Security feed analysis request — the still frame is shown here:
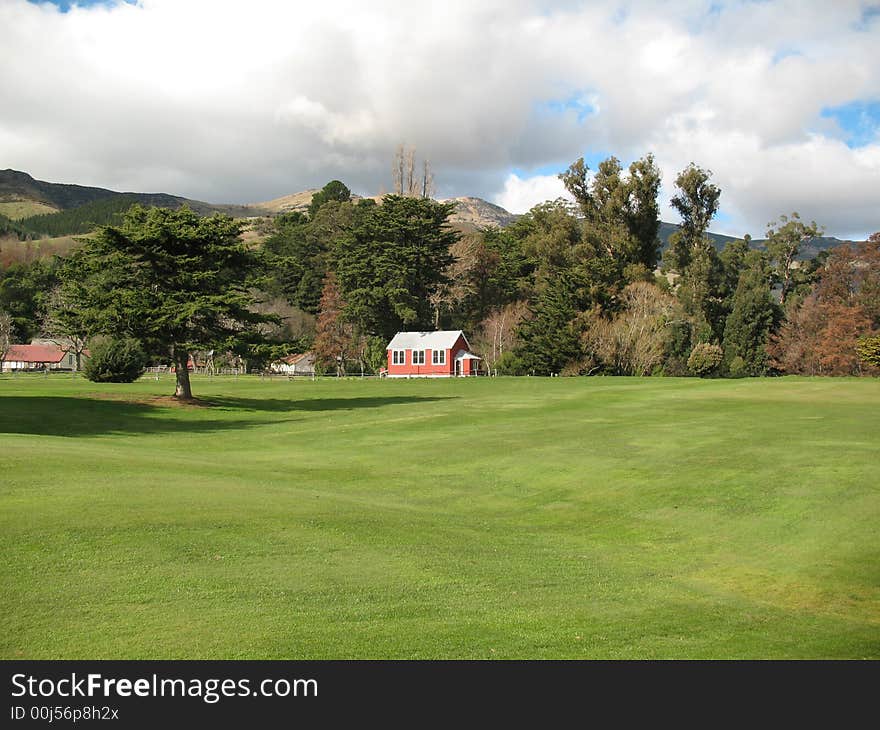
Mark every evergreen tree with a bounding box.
[515,273,583,375]
[264,201,362,313]
[676,245,725,342]
[765,212,822,303]
[722,254,780,375]
[0,259,58,341]
[665,163,720,274]
[308,180,351,218]
[334,195,458,341]
[57,205,274,399]
[263,211,325,312]
[560,153,662,276]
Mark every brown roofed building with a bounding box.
[1,342,81,372]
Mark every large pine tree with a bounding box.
[334,195,458,341]
[56,205,273,399]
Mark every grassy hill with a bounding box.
[0,170,257,236]
[1,375,877,659]
[0,200,59,220]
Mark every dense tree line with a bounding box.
[2,161,878,381]
[0,212,36,240]
[0,257,59,342]
[17,195,155,237]
[284,164,876,378]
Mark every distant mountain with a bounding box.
[657,221,738,251]
[248,190,518,231]
[442,196,519,230]
[0,169,256,222]
[656,221,861,260]
[1,170,861,256]
[251,189,318,215]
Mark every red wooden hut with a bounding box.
[385,331,481,377]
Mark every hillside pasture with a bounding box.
[0,200,60,220]
[0,375,878,658]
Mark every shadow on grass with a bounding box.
[204,395,456,413]
[0,395,456,437]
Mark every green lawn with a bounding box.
[1,374,878,659]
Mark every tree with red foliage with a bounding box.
[313,272,360,376]
[769,233,879,375]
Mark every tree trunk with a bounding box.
[174,348,193,400]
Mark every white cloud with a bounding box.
[0,0,877,237]
[494,172,573,214]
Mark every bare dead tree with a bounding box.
[421,159,435,199]
[42,286,91,371]
[405,146,417,196]
[472,301,529,374]
[392,143,407,195]
[0,310,12,367]
[392,144,435,198]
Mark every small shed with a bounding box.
[386,331,481,377]
[270,352,316,376]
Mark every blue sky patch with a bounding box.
[854,4,880,30]
[821,100,880,148]
[27,0,135,11]
[512,151,613,179]
[535,92,598,124]
[771,47,802,65]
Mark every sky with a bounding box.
[2,0,879,239]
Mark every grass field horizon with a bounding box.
[1,374,878,659]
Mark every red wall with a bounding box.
[386,334,469,376]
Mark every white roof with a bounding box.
[387,330,469,350]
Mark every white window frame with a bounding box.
[412,350,425,365]
[432,349,446,365]
[392,350,405,365]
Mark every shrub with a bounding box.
[83,337,148,383]
[727,355,747,378]
[687,342,723,377]
[494,350,528,376]
[857,335,880,369]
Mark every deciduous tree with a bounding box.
[0,309,12,363]
[857,335,880,369]
[41,284,94,371]
[313,272,360,376]
[472,300,529,375]
[584,282,681,375]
